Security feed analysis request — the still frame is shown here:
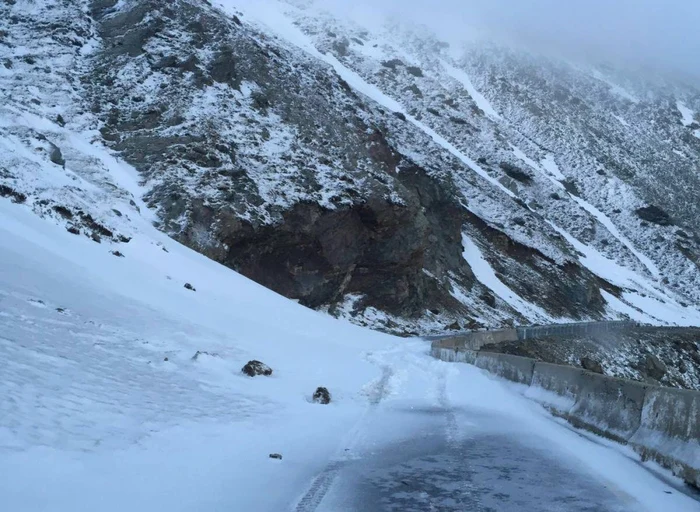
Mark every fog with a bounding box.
[323,0,700,79]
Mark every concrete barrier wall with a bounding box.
[430,346,477,364]
[431,338,700,489]
[530,362,648,443]
[438,329,518,351]
[474,353,535,386]
[630,387,700,488]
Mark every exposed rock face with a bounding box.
[644,354,668,381]
[499,163,532,184]
[204,165,475,317]
[635,205,673,226]
[4,0,699,335]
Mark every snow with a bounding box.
[519,148,660,279]
[547,219,700,326]
[541,153,566,180]
[461,233,554,323]
[1,195,698,511]
[568,193,660,278]
[613,114,631,127]
[0,197,395,510]
[601,290,658,324]
[589,68,640,103]
[0,2,698,507]
[441,61,502,120]
[677,101,696,127]
[229,0,518,201]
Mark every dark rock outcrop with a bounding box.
[644,354,668,380]
[635,205,673,226]
[499,162,533,184]
[580,356,604,374]
[242,360,272,377]
[312,387,331,404]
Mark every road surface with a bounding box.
[293,347,700,512]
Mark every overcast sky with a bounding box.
[325,0,700,79]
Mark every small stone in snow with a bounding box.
[313,386,331,404]
[269,453,282,460]
[242,360,272,377]
[184,283,196,291]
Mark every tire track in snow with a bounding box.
[435,365,481,511]
[293,461,346,512]
[437,370,459,446]
[292,365,394,512]
[366,364,393,405]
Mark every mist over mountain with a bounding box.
[318,0,700,81]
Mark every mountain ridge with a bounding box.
[1,0,699,334]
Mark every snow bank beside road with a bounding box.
[0,200,396,511]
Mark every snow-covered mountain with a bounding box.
[4,2,700,509]
[2,0,700,335]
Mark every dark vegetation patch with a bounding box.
[499,162,533,184]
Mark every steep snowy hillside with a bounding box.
[1,0,699,335]
[3,3,700,509]
[1,152,698,511]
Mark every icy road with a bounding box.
[1,200,698,512]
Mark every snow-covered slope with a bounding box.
[241,0,700,325]
[0,124,396,508]
[2,176,698,511]
[1,3,700,505]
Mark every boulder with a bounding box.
[580,356,604,374]
[312,386,331,404]
[242,360,272,377]
[644,354,667,380]
[406,66,423,77]
[49,143,65,167]
[635,205,672,226]
[499,162,533,184]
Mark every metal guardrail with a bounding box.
[515,321,637,341]
[432,321,640,353]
